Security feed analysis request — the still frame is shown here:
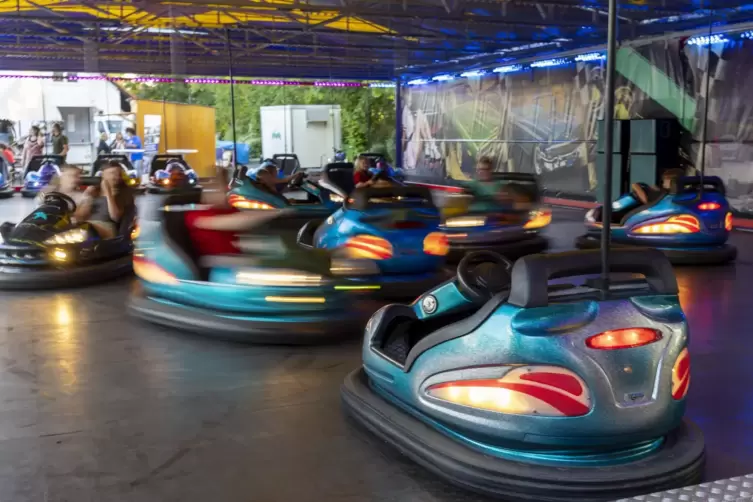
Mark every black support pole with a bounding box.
[227,29,239,170]
[600,0,619,292]
[395,82,403,168]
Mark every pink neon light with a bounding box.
[0,74,368,87]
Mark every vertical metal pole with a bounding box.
[697,17,713,195]
[395,82,403,168]
[600,0,619,290]
[227,29,238,169]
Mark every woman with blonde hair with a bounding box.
[353,156,374,189]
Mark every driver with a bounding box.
[463,156,506,201]
[631,168,684,205]
[353,156,375,189]
[184,168,291,256]
[255,161,303,197]
[76,161,135,239]
[37,165,84,206]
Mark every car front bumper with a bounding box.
[575,234,737,265]
[341,367,705,502]
[0,254,133,290]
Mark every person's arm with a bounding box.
[102,181,124,222]
[61,136,69,156]
[36,136,44,148]
[631,183,649,205]
[193,209,290,231]
[74,189,97,221]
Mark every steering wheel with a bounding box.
[43,192,77,214]
[456,251,513,303]
[287,171,307,188]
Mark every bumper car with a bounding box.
[227,161,348,218]
[297,184,449,299]
[342,248,704,501]
[82,154,145,194]
[146,154,201,194]
[0,156,13,198]
[575,176,737,265]
[0,192,136,289]
[440,173,550,262]
[20,155,64,198]
[128,193,375,344]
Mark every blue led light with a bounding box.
[369,82,396,88]
[531,58,570,68]
[432,74,455,81]
[686,34,728,45]
[740,31,753,39]
[460,70,486,78]
[407,78,429,86]
[574,52,606,62]
[492,65,522,74]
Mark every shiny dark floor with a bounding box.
[0,197,752,501]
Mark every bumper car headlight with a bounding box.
[330,194,344,203]
[426,366,591,417]
[330,258,380,276]
[228,194,275,210]
[443,216,486,228]
[524,209,552,229]
[44,228,88,245]
[235,268,326,287]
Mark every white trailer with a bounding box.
[260,105,342,169]
[0,73,132,168]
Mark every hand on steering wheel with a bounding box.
[456,251,513,303]
[288,171,307,188]
[44,192,77,214]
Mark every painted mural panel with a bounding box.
[401,36,753,213]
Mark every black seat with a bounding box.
[321,162,355,195]
[162,210,203,280]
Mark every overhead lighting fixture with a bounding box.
[369,82,396,88]
[686,34,728,46]
[740,31,753,39]
[432,74,455,82]
[492,65,522,74]
[407,78,429,86]
[531,58,570,68]
[574,53,606,62]
[460,70,486,78]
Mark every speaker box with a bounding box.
[629,154,660,186]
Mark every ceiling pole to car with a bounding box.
[600,0,619,295]
[227,28,239,174]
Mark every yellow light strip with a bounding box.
[265,296,326,303]
[334,285,381,290]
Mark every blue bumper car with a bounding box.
[146,154,201,194]
[83,154,145,194]
[297,184,449,299]
[440,173,550,262]
[0,192,136,289]
[341,248,703,500]
[128,193,375,344]
[227,161,348,218]
[0,156,12,198]
[20,155,64,198]
[576,176,736,265]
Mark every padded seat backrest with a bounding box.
[162,210,201,280]
[322,162,355,194]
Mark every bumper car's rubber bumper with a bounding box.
[342,368,704,502]
[129,288,367,345]
[20,189,40,198]
[0,254,133,290]
[447,234,548,262]
[574,234,737,265]
[0,187,13,198]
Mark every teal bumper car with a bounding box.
[342,248,703,500]
[128,193,375,344]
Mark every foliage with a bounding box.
[123,81,396,161]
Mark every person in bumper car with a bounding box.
[185,168,291,256]
[76,161,135,239]
[353,156,375,189]
[631,168,685,205]
[36,164,85,206]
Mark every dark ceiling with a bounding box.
[0,0,750,80]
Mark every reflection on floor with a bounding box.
[0,197,751,501]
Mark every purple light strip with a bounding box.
[0,74,372,87]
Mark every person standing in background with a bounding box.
[111,131,126,152]
[21,126,44,169]
[51,123,69,163]
[97,133,111,155]
[124,127,144,177]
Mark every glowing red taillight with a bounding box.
[725,212,733,231]
[423,232,449,256]
[133,255,178,285]
[586,328,661,350]
[697,202,721,211]
[344,235,393,260]
[671,348,690,400]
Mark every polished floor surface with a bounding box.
[0,197,751,501]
